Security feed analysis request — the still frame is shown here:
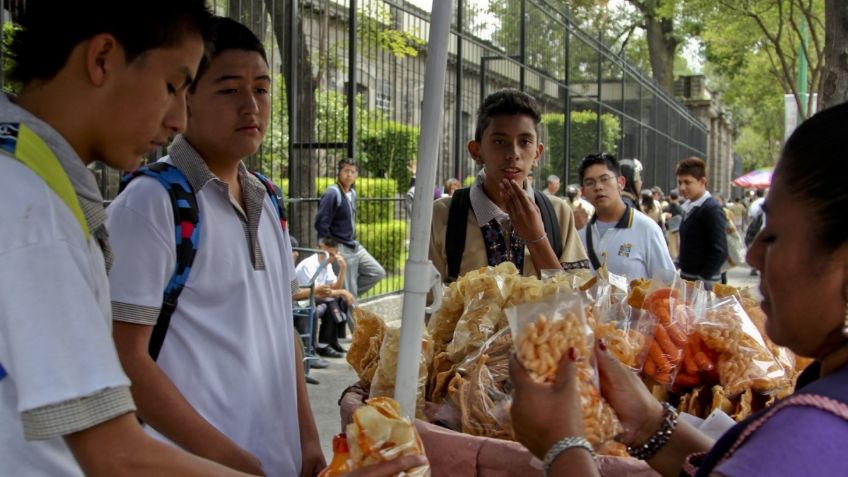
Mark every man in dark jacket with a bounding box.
[676,157,728,288]
[314,158,385,297]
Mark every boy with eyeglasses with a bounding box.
[577,153,674,280]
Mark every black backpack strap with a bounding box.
[533,191,563,259]
[445,187,472,283]
[251,171,288,231]
[119,162,200,361]
[584,220,603,270]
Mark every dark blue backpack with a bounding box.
[119,162,287,360]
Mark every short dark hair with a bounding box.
[755,189,765,198]
[337,158,358,173]
[474,89,541,142]
[578,153,620,182]
[191,16,268,92]
[8,0,213,85]
[676,157,707,180]
[320,237,339,249]
[779,102,848,252]
[670,190,679,200]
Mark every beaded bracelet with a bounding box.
[523,232,547,244]
[626,401,679,461]
[543,436,594,476]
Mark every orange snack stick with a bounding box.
[665,323,688,347]
[654,324,681,359]
[644,356,657,376]
[674,372,701,388]
[683,343,699,375]
[649,342,673,374]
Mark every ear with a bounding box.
[467,140,482,165]
[618,176,626,189]
[534,143,545,165]
[84,34,121,88]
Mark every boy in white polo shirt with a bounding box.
[0,1,260,475]
[577,153,675,280]
[106,18,323,476]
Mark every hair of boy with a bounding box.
[755,189,765,198]
[670,190,679,200]
[578,152,620,182]
[676,157,707,180]
[8,0,213,85]
[473,88,542,143]
[189,16,268,93]
[337,158,358,174]
[320,236,339,249]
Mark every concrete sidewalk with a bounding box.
[304,266,764,459]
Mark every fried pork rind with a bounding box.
[370,323,432,419]
[435,327,515,439]
[346,397,430,476]
[710,385,734,415]
[445,295,504,363]
[506,295,621,448]
[695,296,787,397]
[347,308,388,388]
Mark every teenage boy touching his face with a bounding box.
[429,89,589,282]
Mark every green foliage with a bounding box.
[463,175,476,187]
[360,120,419,194]
[2,22,21,94]
[356,220,408,272]
[316,177,397,223]
[541,110,621,185]
[256,73,288,177]
[357,0,425,59]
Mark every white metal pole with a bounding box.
[394,0,452,418]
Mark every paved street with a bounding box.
[305,266,764,458]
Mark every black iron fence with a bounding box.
[1,0,707,297]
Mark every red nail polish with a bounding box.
[568,347,576,361]
[598,340,607,351]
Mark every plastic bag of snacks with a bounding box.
[436,327,514,439]
[505,293,621,448]
[370,323,433,419]
[330,397,430,477]
[446,291,505,363]
[639,279,694,385]
[586,278,655,371]
[693,296,788,397]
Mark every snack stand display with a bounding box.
[340,263,808,476]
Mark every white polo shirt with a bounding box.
[0,98,134,476]
[578,206,675,280]
[107,136,301,475]
[295,252,335,287]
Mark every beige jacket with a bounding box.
[429,194,589,282]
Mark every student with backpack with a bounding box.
[429,89,589,282]
[315,158,386,298]
[106,18,323,476]
[0,1,259,475]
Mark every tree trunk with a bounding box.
[644,12,678,92]
[264,0,320,244]
[821,0,848,109]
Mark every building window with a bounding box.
[375,81,392,111]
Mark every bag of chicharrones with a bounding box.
[370,322,432,419]
[590,280,656,373]
[505,292,621,448]
[693,295,788,397]
[435,327,515,440]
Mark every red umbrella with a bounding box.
[732,167,773,189]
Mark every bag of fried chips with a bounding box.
[505,292,621,448]
[345,397,430,476]
[370,322,433,419]
[694,296,787,397]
